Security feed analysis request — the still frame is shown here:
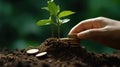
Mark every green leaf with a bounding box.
[58,11,75,18]
[48,1,60,16]
[41,7,49,11]
[51,0,54,2]
[57,5,60,13]
[36,19,51,26]
[48,0,54,2]
[60,19,70,24]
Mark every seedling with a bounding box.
[36,0,75,38]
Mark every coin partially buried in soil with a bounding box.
[36,52,47,57]
[26,49,39,54]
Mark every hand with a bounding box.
[68,17,120,49]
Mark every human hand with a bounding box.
[68,17,120,49]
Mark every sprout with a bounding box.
[36,0,75,38]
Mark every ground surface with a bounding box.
[0,38,120,67]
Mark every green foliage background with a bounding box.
[0,0,120,53]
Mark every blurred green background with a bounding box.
[0,0,120,53]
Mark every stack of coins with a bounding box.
[60,33,80,47]
[60,38,79,44]
[60,38,80,47]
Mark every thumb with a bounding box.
[77,28,106,39]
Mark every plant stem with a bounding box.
[51,24,54,37]
[50,15,54,37]
[57,23,60,38]
[56,16,60,38]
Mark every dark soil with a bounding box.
[0,38,120,67]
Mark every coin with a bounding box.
[60,38,79,45]
[26,49,39,54]
[36,52,47,57]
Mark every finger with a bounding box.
[68,18,104,35]
[69,19,93,34]
[77,28,107,39]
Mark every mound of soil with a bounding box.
[0,38,120,67]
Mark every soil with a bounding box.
[0,38,120,67]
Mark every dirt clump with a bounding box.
[0,38,120,67]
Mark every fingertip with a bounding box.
[68,28,77,35]
[77,32,87,39]
[77,30,92,39]
[68,33,77,38]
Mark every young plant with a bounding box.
[36,0,75,38]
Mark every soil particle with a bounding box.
[0,38,120,67]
